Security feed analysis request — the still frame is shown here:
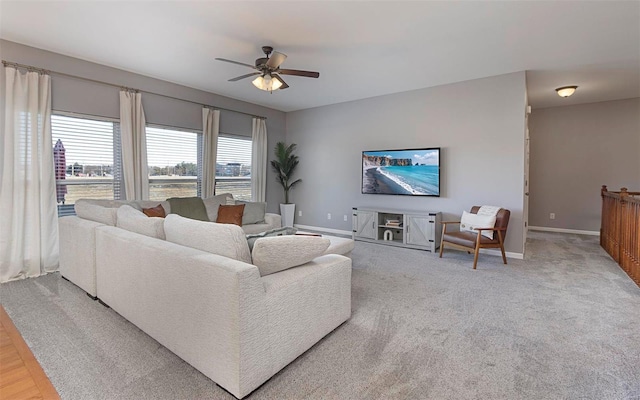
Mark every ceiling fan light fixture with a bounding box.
[556,86,578,98]
[252,74,282,91]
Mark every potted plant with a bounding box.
[271,142,302,227]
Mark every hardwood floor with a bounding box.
[0,306,59,400]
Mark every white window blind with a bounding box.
[146,126,200,201]
[51,114,122,217]
[216,135,252,201]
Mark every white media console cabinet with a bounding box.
[352,207,442,252]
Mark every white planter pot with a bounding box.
[280,203,296,227]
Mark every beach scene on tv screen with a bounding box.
[362,149,439,196]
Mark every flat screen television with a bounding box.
[362,147,440,196]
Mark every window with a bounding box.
[216,135,252,201]
[51,114,122,216]
[146,126,201,201]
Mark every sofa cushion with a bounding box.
[235,200,267,225]
[163,214,251,264]
[217,204,245,226]
[142,204,166,218]
[202,193,233,222]
[167,197,208,221]
[74,201,117,226]
[116,205,166,239]
[246,227,298,250]
[251,236,330,276]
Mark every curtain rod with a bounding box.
[2,60,267,120]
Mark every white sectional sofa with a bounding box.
[59,194,281,298]
[58,197,352,399]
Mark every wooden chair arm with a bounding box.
[473,227,507,231]
[440,221,461,225]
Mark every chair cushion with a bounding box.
[460,211,496,239]
[443,231,499,248]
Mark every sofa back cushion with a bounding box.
[167,197,209,221]
[164,214,251,264]
[116,205,166,239]
[75,201,117,226]
[235,200,267,225]
[202,193,233,222]
[251,236,330,276]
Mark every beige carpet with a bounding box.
[0,231,639,399]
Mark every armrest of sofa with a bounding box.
[264,213,282,229]
[94,226,270,398]
[59,215,104,297]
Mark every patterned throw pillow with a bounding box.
[216,204,245,226]
[142,204,166,218]
[460,211,496,240]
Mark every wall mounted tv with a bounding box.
[362,148,440,196]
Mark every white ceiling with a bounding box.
[1,1,638,112]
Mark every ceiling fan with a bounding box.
[215,46,320,92]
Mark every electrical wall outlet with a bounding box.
[298,210,302,217]
[327,213,332,220]
[550,213,556,220]
[343,215,348,222]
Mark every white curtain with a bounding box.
[251,117,268,202]
[120,90,149,200]
[202,108,220,198]
[0,67,59,282]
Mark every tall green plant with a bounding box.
[270,142,301,204]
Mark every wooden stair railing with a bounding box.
[601,185,640,287]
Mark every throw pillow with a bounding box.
[236,201,267,225]
[226,197,236,205]
[163,214,252,264]
[217,204,245,226]
[460,211,497,240]
[251,236,331,276]
[167,197,209,221]
[116,205,165,239]
[202,193,233,222]
[246,226,298,250]
[142,204,166,218]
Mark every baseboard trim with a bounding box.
[293,224,353,237]
[529,226,600,236]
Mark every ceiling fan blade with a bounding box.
[273,74,289,90]
[215,58,256,69]
[228,72,261,82]
[266,51,287,69]
[278,69,320,78]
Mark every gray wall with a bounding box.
[529,98,640,231]
[286,72,528,254]
[0,40,287,212]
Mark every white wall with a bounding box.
[0,40,287,212]
[529,98,640,231]
[286,72,528,254]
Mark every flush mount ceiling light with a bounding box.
[252,73,282,92]
[556,86,578,98]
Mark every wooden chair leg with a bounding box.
[473,233,481,269]
[439,227,446,258]
[498,230,507,264]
